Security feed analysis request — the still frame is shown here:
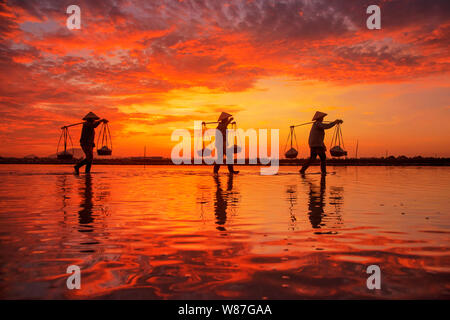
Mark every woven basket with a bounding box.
[285,148,298,159]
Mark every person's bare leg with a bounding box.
[214,164,220,174]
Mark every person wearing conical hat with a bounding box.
[299,111,343,175]
[214,112,239,174]
[74,112,108,174]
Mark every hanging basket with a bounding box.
[197,122,215,157]
[330,146,347,157]
[229,122,242,155]
[285,147,298,159]
[198,121,243,157]
[330,123,347,157]
[97,146,112,156]
[198,147,214,157]
[284,126,299,159]
[57,151,74,160]
[97,122,112,156]
[226,144,242,154]
[56,127,74,160]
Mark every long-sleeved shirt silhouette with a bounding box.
[80,121,101,146]
[308,122,337,148]
[215,119,232,153]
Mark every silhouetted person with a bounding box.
[299,111,343,175]
[306,174,326,228]
[74,112,108,174]
[213,112,239,174]
[78,174,94,232]
[214,174,234,231]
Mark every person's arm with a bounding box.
[93,119,108,128]
[318,119,343,129]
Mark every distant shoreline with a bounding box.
[1,157,449,166]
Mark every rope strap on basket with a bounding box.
[231,122,242,149]
[202,122,207,151]
[97,122,112,152]
[330,123,345,149]
[57,127,74,155]
[284,126,299,153]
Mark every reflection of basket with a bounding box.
[57,151,73,160]
[285,147,298,159]
[330,146,347,157]
[97,146,112,156]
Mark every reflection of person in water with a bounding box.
[286,185,298,230]
[306,175,326,228]
[213,174,234,231]
[78,174,94,233]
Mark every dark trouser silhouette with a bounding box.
[213,145,238,174]
[214,164,235,174]
[75,143,94,173]
[300,146,327,174]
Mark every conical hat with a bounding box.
[312,111,327,121]
[218,112,232,121]
[83,112,100,120]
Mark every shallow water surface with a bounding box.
[0,165,449,299]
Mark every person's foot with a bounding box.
[321,171,327,175]
[74,165,79,175]
[231,170,239,174]
[299,168,306,174]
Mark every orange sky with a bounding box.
[0,0,449,158]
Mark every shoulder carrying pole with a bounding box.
[291,121,331,128]
[61,122,84,129]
